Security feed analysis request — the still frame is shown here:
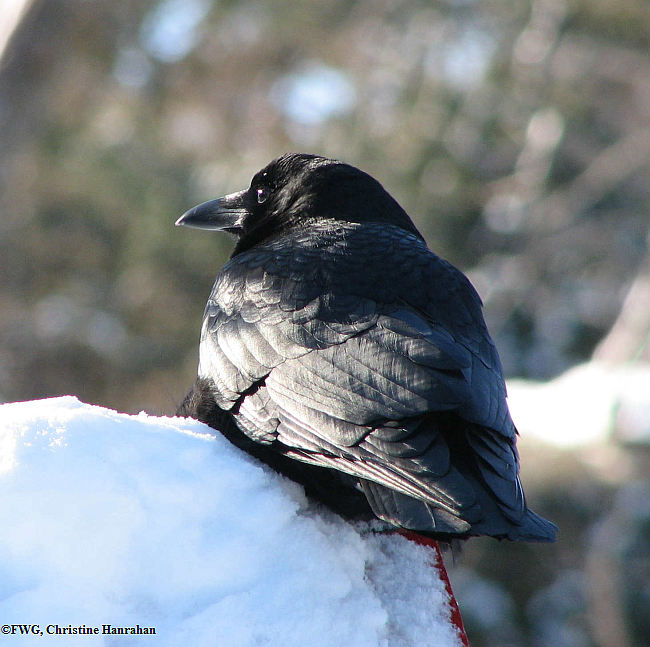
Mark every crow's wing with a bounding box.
[198,224,540,536]
[201,224,512,428]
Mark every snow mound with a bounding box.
[0,397,460,647]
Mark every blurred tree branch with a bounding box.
[529,128,650,230]
[594,237,650,364]
[0,0,36,63]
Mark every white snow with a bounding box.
[0,396,461,647]
[507,361,650,448]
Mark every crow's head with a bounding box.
[176,153,422,254]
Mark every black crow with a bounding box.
[176,153,557,542]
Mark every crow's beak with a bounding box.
[175,189,248,232]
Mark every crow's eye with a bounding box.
[257,186,270,204]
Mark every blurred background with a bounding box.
[1,1,649,645]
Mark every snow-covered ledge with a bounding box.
[0,397,463,646]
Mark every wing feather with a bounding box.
[198,223,528,535]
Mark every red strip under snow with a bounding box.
[398,530,470,647]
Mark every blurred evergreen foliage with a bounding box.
[1,0,648,413]
[1,2,649,645]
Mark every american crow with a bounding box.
[176,153,557,542]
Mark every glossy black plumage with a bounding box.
[176,153,557,542]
